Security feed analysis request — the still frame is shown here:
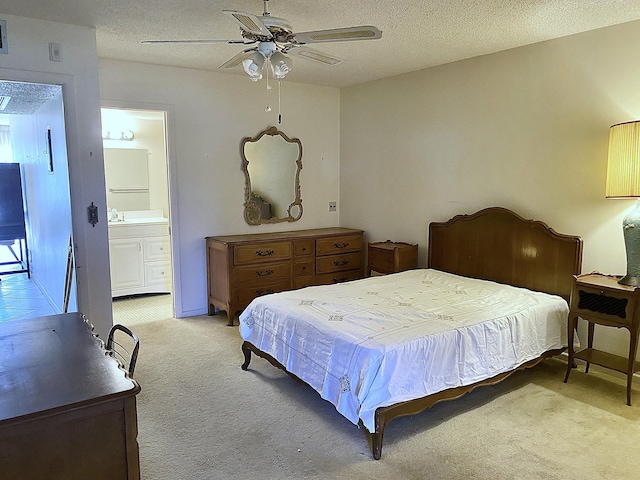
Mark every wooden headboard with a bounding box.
[427,207,583,302]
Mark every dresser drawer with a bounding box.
[234,241,292,265]
[143,236,170,262]
[233,261,291,285]
[294,239,314,257]
[316,234,363,256]
[294,258,314,277]
[316,252,362,274]
[145,260,172,288]
[233,280,291,309]
[293,275,315,289]
[316,269,362,285]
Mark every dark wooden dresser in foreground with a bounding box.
[0,313,141,480]
[207,227,364,325]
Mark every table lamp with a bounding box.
[606,120,640,286]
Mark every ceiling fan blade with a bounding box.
[219,50,254,70]
[289,46,342,66]
[294,26,382,44]
[223,9,272,37]
[142,39,253,45]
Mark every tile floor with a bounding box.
[0,272,58,323]
[0,270,174,326]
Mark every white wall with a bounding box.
[341,20,640,358]
[101,110,168,216]
[98,59,341,316]
[0,14,111,338]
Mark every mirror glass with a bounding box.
[242,126,303,225]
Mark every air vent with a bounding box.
[0,96,11,111]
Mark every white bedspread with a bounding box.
[239,269,569,432]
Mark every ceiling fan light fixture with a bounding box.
[242,52,265,79]
[270,51,292,79]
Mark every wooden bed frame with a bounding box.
[241,207,583,459]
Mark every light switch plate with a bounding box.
[49,42,62,62]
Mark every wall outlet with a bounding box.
[329,201,337,212]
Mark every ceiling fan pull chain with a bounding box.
[265,59,271,113]
[278,79,282,124]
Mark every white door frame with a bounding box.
[0,68,114,336]
[101,99,181,317]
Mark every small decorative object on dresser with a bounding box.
[367,240,418,276]
[206,227,364,325]
[564,272,640,405]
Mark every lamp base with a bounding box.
[618,274,640,287]
[621,198,640,288]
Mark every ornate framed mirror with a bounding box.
[241,126,303,225]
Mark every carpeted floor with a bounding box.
[115,295,640,480]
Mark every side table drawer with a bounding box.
[573,285,633,326]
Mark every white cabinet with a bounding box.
[108,221,171,297]
[109,238,144,291]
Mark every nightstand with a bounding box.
[367,240,418,276]
[564,273,640,405]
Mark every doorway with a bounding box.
[100,107,174,319]
[0,80,77,321]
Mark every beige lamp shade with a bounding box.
[606,121,640,198]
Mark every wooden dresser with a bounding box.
[206,227,364,325]
[0,313,140,479]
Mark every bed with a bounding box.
[239,207,583,459]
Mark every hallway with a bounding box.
[0,273,57,322]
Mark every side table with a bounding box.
[564,272,640,405]
[367,240,418,276]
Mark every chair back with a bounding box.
[106,324,140,377]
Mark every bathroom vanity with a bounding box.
[108,210,171,298]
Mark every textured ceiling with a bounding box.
[0,82,61,115]
[2,1,640,88]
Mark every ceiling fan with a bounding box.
[142,0,382,82]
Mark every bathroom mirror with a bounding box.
[241,126,303,225]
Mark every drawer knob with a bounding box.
[334,242,349,249]
[255,249,274,257]
[333,259,349,266]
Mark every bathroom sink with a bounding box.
[107,209,167,226]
